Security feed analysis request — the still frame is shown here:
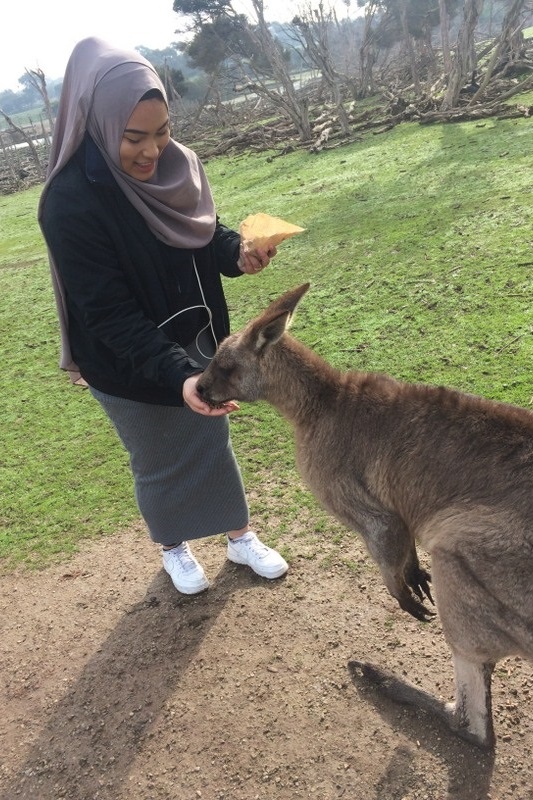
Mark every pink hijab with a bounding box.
[38,37,217,379]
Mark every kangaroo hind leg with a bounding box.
[348,654,495,749]
[447,653,495,748]
[351,533,496,748]
[431,546,497,748]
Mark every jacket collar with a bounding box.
[84,133,117,187]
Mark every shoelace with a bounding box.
[169,545,198,572]
[232,534,269,560]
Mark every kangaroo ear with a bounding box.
[246,283,310,353]
[267,283,310,317]
[254,310,293,352]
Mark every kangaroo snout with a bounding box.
[196,378,217,404]
[196,372,230,408]
[195,380,208,399]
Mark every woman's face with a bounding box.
[120,98,170,180]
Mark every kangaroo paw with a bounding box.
[406,565,434,606]
[400,592,436,622]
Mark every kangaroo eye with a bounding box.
[219,366,236,380]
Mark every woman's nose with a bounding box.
[142,138,160,158]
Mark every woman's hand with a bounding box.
[183,375,239,416]
[237,244,277,275]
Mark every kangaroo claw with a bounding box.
[406,565,434,606]
[400,593,436,622]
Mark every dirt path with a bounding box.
[1,523,532,800]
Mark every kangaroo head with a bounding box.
[197,282,310,405]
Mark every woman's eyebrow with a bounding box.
[124,119,170,135]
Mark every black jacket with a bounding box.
[40,136,243,405]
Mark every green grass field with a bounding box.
[1,113,532,570]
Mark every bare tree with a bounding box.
[438,0,452,73]
[399,0,422,92]
[291,2,352,134]
[175,0,313,140]
[239,0,313,140]
[471,0,529,102]
[24,68,54,137]
[441,0,484,110]
[359,0,380,94]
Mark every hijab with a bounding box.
[38,37,217,379]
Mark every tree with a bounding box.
[136,46,188,72]
[156,64,188,101]
[358,0,380,94]
[471,0,529,101]
[16,73,42,108]
[177,12,262,123]
[439,0,452,73]
[356,0,461,95]
[398,0,421,92]
[0,89,19,115]
[441,0,484,110]
[291,3,353,134]
[174,0,313,140]
[23,68,55,136]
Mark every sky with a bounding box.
[1,0,355,93]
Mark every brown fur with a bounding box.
[197,283,533,748]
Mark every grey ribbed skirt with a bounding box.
[90,387,249,546]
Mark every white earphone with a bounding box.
[156,255,217,360]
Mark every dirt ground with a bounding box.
[1,521,532,800]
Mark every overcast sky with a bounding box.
[1,0,357,93]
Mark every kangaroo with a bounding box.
[196,283,533,749]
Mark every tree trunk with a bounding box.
[359,1,379,96]
[241,0,313,140]
[291,7,352,135]
[439,0,452,73]
[441,0,484,111]
[471,0,527,102]
[399,0,421,94]
[185,71,221,133]
[26,68,55,137]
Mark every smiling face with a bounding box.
[119,97,170,180]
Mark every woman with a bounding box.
[38,37,288,594]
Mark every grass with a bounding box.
[1,113,532,571]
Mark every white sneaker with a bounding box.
[227,531,288,579]
[162,543,209,594]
